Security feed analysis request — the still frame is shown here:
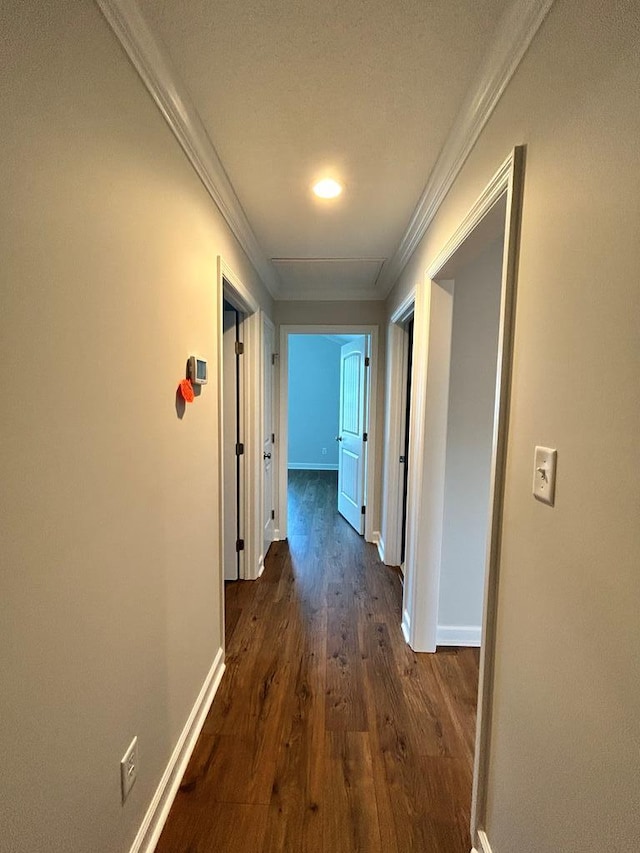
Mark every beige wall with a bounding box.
[275,300,387,536]
[387,0,640,849]
[0,2,271,852]
[275,299,385,327]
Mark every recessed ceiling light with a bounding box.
[312,178,343,199]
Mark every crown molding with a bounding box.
[376,0,555,297]
[95,0,280,297]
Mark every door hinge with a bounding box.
[271,509,275,520]
[271,353,278,365]
[235,341,244,355]
[236,538,245,552]
[235,442,244,456]
[361,505,366,515]
[363,432,368,442]
[399,455,406,463]
[364,356,370,367]
[271,433,275,443]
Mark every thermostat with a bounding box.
[187,356,208,385]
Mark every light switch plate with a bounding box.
[120,736,138,803]
[533,446,557,505]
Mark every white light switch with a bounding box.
[533,446,557,505]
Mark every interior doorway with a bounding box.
[383,149,525,853]
[262,316,276,565]
[399,317,414,570]
[277,325,378,542]
[380,296,416,570]
[285,333,368,535]
[222,299,245,581]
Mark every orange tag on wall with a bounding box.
[179,378,195,403]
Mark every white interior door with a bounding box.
[262,319,275,562]
[337,338,367,534]
[222,308,239,581]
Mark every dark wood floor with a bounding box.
[157,470,479,852]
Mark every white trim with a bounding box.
[376,533,385,563]
[471,147,526,845]
[426,158,514,281]
[380,309,414,567]
[287,462,339,471]
[436,625,482,647]
[474,830,494,853]
[278,325,379,545]
[380,323,405,566]
[390,288,417,325]
[95,0,279,297]
[377,0,554,295]
[401,150,521,653]
[392,148,525,850]
[402,279,454,652]
[401,609,411,645]
[218,258,263,583]
[129,648,225,853]
[261,313,277,569]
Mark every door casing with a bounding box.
[383,149,525,849]
[216,257,267,598]
[261,315,276,567]
[380,292,416,568]
[277,325,379,544]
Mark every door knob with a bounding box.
[263,452,271,460]
[335,436,342,442]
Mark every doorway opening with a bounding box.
[222,298,245,582]
[388,149,525,850]
[278,325,378,543]
[399,317,414,571]
[216,257,264,600]
[379,294,416,570]
[287,333,368,535]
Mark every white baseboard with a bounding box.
[273,528,282,541]
[257,557,265,578]
[129,647,225,853]
[401,608,411,645]
[287,462,338,471]
[436,625,482,647]
[375,533,385,563]
[473,830,494,853]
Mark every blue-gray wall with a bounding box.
[288,336,340,469]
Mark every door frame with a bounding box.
[387,149,525,847]
[277,324,379,543]
[216,257,265,592]
[260,313,277,573]
[379,291,415,567]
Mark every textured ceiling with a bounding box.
[138,0,511,298]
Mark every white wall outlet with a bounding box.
[533,446,557,505]
[321,447,327,455]
[120,736,138,803]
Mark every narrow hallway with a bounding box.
[157,471,479,852]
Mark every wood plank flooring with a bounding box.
[156,470,479,852]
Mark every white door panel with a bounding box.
[338,339,367,534]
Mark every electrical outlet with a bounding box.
[321,447,327,455]
[120,736,138,803]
